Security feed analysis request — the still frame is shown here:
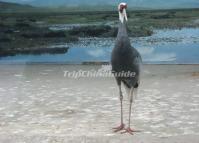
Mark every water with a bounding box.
[0,28,199,64]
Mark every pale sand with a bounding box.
[0,64,199,142]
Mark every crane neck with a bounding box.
[116,19,131,48]
[117,20,128,39]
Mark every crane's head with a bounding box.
[118,2,128,23]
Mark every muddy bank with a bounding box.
[0,47,69,57]
[0,65,198,141]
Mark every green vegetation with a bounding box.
[67,25,117,37]
[67,25,153,37]
[0,21,77,57]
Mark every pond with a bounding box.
[0,28,199,64]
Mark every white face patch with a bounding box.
[118,3,128,23]
[119,8,128,23]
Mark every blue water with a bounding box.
[0,28,199,64]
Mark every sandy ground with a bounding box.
[0,64,199,142]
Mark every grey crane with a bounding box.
[111,2,142,135]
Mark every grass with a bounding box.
[1,8,199,27]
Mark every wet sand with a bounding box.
[0,64,199,142]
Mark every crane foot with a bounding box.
[112,123,125,132]
[121,127,135,135]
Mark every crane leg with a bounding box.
[113,85,125,132]
[122,87,135,135]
